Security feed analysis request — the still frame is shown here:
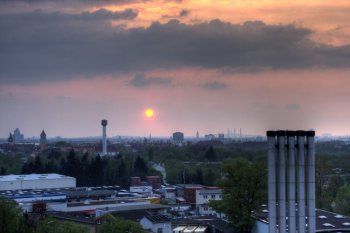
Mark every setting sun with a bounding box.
[145,109,154,118]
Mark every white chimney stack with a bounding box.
[267,130,316,233]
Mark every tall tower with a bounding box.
[196,130,199,139]
[267,130,315,233]
[40,130,47,149]
[101,119,108,156]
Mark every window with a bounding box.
[204,207,208,211]
[211,195,215,199]
[203,195,208,199]
[157,228,163,233]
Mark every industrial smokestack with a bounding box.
[101,119,108,156]
[287,131,296,233]
[267,131,277,233]
[297,130,306,233]
[276,130,286,233]
[240,128,242,142]
[267,130,315,233]
[306,131,316,233]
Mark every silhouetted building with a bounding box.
[8,133,13,144]
[13,128,24,143]
[40,130,47,148]
[172,132,184,144]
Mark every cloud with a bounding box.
[201,81,228,90]
[162,9,190,19]
[128,74,172,88]
[0,11,350,84]
[55,96,71,101]
[286,103,301,110]
[179,9,190,17]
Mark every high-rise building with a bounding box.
[172,132,184,144]
[13,128,24,143]
[40,130,47,148]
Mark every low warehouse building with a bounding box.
[0,173,76,191]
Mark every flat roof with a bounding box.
[0,173,74,182]
[255,207,350,232]
[198,189,222,195]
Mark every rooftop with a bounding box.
[0,173,74,182]
[255,207,350,232]
[145,214,171,223]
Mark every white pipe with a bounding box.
[287,131,296,233]
[277,131,286,233]
[307,131,316,233]
[267,131,277,233]
[297,131,306,233]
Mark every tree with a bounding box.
[205,146,217,161]
[334,186,350,216]
[90,155,104,185]
[210,159,266,233]
[133,156,148,178]
[148,147,154,161]
[35,217,89,233]
[99,217,147,233]
[116,158,127,187]
[0,199,28,233]
[195,167,203,184]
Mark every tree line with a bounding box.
[20,149,157,188]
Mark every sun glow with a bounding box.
[145,109,154,118]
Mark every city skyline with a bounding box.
[1,0,350,137]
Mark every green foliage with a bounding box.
[99,218,147,233]
[35,217,89,233]
[335,186,350,216]
[0,153,25,174]
[205,146,217,161]
[0,199,29,233]
[210,159,266,233]
[133,156,148,178]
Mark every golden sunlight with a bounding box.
[145,108,155,118]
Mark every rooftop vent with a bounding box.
[322,223,335,227]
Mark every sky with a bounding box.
[0,0,350,138]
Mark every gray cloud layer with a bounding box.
[128,74,172,88]
[201,81,228,90]
[0,10,350,84]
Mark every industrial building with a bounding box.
[267,130,316,233]
[0,173,76,191]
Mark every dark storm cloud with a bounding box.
[0,10,350,83]
[201,81,228,90]
[128,74,172,88]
